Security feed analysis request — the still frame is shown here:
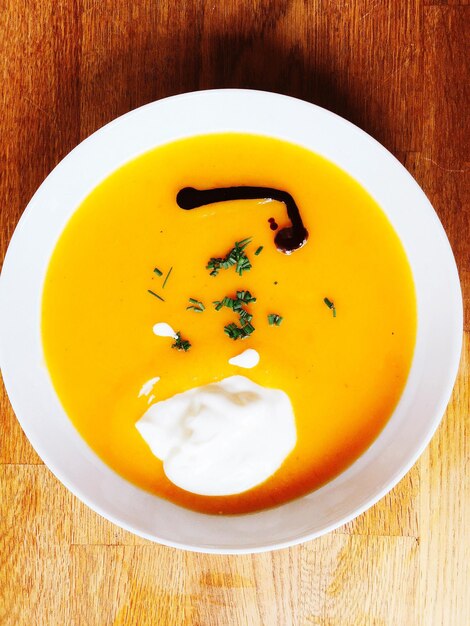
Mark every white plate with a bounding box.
[0,89,463,553]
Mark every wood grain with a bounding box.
[1,1,469,624]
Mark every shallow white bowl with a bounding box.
[0,89,463,553]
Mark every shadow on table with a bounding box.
[79,33,372,141]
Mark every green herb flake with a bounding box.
[236,256,252,276]
[254,246,263,256]
[153,267,163,276]
[162,266,173,289]
[147,290,165,301]
[236,290,256,304]
[206,237,253,277]
[324,297,337,317]
[241,321,255,335]
[171,331,191,351]
[237,237,252,248]
[207,257,224,276]
[223,320,254,340]
[267,313,283,326]
[214,288,257,339]
[186,297,205,313]
[222,296,236,309]
[224,323,242,340]
[238,309,253,323]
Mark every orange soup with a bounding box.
[41,133,416,514]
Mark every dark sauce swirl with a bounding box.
[176,186,308,254]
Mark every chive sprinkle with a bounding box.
[206,237,253,277]
[148,290,165,301]
[224,321,255,340]
[223,296,236,309]
[324,297,337,317]
[224,323,242,340]
[254,246,263,256]
[162,266,173,289]
[238,309,253,323]
[268,313,283,326]
[241,321,255,335]
[236,290,256,304]
[153,267,163,276]
[187,297,205,312]
[171,331,191,351]
[214,289,257,340]
[236,256,251,276]
[213,291,256,314]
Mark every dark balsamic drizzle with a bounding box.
[176,186,308,254]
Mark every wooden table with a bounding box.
[1,1,468,624]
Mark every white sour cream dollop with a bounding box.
[138,377,160,398]
[228,348,260,369]
[135,375,297,496]
[152,322,177,338]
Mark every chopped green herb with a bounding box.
[171,331,191,351]
[237,237,252,247]
[213,295,239,311]
[241,321,255,335]
[186,297,205,313]
[162,266,173,289]
[324,297,337,317]
[212,292,256,314]
[223,321,255,340]
[236,256,252,276]
[213,288,257,340]
[207,259,223,277]
[268,313,283,326]
[236,290,256,304]
[254,246,263,256]
[147,290,165,301]
[238,309,253,323]
[222,296,237,309]
[224,323,242,340]
[206,237,253,277]
[153,267,163,276]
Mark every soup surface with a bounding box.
[42,133,416,514]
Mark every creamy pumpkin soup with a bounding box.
[41,133,416,514]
